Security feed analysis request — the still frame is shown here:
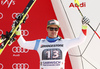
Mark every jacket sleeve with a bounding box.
[17,35,36,50]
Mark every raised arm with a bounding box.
[17,35,36,50]
[12,20,37,50]
[66,16,90,49]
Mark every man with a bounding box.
[0,16,90,69]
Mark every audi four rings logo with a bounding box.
[21,30,29,36]
[12,13,29,19]
[0,63,3,69]
[0,12,3,19]
[0,29,3,36]
[0,30,29,36]
[12,63,29,69]
[12,46,29,53]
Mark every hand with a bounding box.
[15,24,21,36]
[12,20,21,36]
[12,20,21,31]
[0,38,2,43]
[0,34,6,43]
[82,16,90,25]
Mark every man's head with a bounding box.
[47,19,60,38]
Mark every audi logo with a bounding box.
[21,30,29,36]
[0,29,3,36]
[12,46,29,53]
[0,29,29,36]
[12,63,29,69]
[0,63,3,69]
[12,13,29,19]
[0,12,3,19]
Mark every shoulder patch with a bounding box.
[34,40,41,50]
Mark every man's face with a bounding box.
[47,25,59,38]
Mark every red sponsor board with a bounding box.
[0,0,72,69]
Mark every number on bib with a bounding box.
[42,49,62,60]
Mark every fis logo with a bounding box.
[12,46,29,53]
[69,2,86,8]
[1,0,16,8]
[12,63,29,69]
[0,63,3,69]
[0,12,3,19]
